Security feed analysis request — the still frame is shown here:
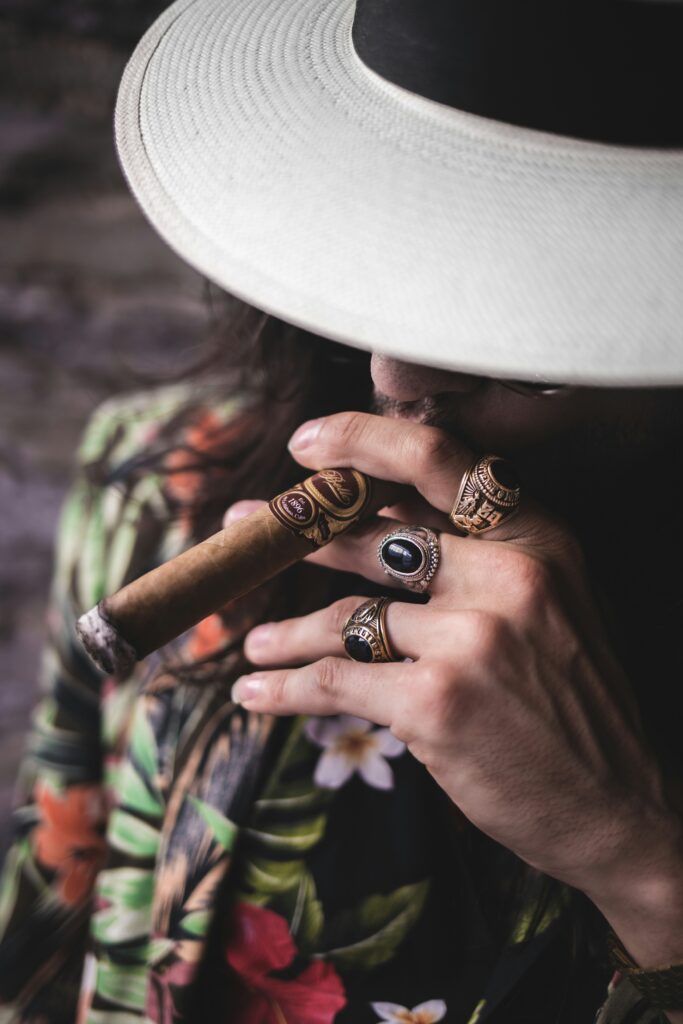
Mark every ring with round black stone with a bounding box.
[377,525,440,594]
[341,597,395,664]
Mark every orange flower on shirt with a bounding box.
[164,409,237,504]
[33,781,107,906]
[186,612,235,660]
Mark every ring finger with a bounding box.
[244,595,442,666]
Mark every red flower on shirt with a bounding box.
[225,902,346,1024]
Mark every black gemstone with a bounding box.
[382,539,423,575]
[489,458,520,491]
[344,634,374,663]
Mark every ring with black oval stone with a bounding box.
[377,525,440,594]
[342,597,395,663]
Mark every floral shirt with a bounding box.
[0,385,665,1024]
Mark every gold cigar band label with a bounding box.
[269,469,371,547]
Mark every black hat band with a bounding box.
[352,0,683,147]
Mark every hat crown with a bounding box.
[352,0,683,146]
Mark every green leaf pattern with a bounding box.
[233,716,431,971]
[0,385,569,1024]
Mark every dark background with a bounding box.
[0,1,209,851]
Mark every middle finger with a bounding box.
[307,516,467,599]
[226,501,482,602]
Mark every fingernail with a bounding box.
[288,418,323,451]
[245,623,273,652]
[231,676,265,704]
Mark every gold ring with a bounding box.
[449,454,521,535]
[342,597,395,663]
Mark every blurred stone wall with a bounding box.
[0,3,209,851]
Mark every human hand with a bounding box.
[229,411,683,980]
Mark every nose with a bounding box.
[370,354,480,402]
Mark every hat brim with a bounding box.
[116,0,683,384]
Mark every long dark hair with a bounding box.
[105,288,373,550]
[154,291,373,536]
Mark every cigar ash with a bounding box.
[76,602,137,678]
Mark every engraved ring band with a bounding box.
[449,455,521,536]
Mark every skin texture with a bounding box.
[228,357,683,1021]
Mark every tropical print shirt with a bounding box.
[0,384,667,1024]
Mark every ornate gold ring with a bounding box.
[342,597,395,663]
[449,455,521,536]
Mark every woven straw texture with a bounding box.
[116,0,683,383]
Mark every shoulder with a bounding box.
[77,382,249,478]
[58,382,252,615]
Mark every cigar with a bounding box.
[76,468,397,678]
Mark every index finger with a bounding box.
[287,412,556,548]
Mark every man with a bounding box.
[225,355,683,1022]
[2,0,682,1020]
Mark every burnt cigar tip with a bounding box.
[76,602,138,679]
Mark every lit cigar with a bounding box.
[76,469,397,678]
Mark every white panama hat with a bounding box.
[115,0,683,385]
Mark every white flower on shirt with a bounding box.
[304,715,406,790]
[371,1000,448,1023]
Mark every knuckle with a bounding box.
[502,506,584,575]
[525,514,578,562]
[328,411,366,451]
[390,704,415,746]
[314,656,341,697]
[550,523,584,567]
[415,661,481,732]
[459,609,507,659]
[268,672,289,707]
[413,428,461,479]
[483,547,554,613]
[416,661,456,722]
[511,553,553,606]
[476,543,516,583]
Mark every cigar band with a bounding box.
[269,469,371,547]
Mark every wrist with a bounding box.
[598,855,683,1020]
[603,882,683,970]
[586,825,683,969]
[607,931,683,1020]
